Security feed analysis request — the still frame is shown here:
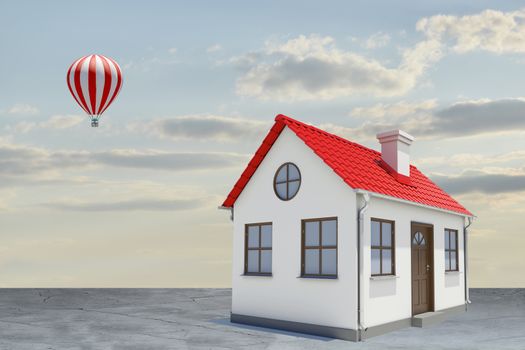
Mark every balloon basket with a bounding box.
[91,120,99,127]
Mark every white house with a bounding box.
[220,114,474,341]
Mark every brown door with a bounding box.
[411,223,434,315]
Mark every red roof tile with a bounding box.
[222,114,472,216]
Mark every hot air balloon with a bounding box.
[66,54,123,127]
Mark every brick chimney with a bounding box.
[376,129,414,183]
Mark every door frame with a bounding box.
[410,221,435,315]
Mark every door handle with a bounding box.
[426,265,431,271]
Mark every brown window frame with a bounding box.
[301,217,338,278]
[371,218,396,276]
[445,228,459,272]
[244,222,272,276]
[273,162,301,201]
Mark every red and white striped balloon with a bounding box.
[66,54,123,127]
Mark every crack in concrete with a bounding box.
[37,290,60,304]
[483,335,525,342]
[464,315,525,322]
[0,318,57,331]
[76,307,273,341]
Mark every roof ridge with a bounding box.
[276,114,421,170]
[275,114,381,156]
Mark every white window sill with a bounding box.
[445,271,462,275]
[370,275,399,281]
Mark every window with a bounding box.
[245,223,272,275]
[445,229,458,272]
[301,217,337,277]
[371,218,395,276]
[274,162,301,201]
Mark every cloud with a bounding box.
[416,150,525,168]
[41,197,206,212]
[132,114,269,142]
[6,104,39,115]
[417,8,525,54]
[347,97,525,140]
[10,121,37,133]
[40,114,85,129]
[168,47,177,54]
[0,141,248,183]
[233,9,525,102]
[207,44,222,53]
[235,34,442,101]
[428,98,525,136]
[91,149,248,171]
[365,32,391,49]
[433,170,525,195]
[7,114,84,133]
[350,99,437,119]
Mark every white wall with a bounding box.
[360,195,466,327]
[232,127,358,330]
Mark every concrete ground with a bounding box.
[0,289,523,350]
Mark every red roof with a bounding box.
[222,114,472,216]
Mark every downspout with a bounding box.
[464,216,473,309]
[357,192,370,341]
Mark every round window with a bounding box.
[274,162,301,201]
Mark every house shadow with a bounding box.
[210,318,335,341]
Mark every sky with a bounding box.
[1,0,524,287]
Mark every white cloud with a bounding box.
[234,9,525,102]
[131,114,270,142]
[10,121,37,133]
[7,114,84,133]
[417,8,525,54]
[365,32,391,49]
[350,99,437,119]
[39,115,85,129]
[416,150,525,168]
[168,47,177,54]
[207,44,222,53]
[6,104,39,115]
[235,34,442,101]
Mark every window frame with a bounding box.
[301,217,338,278]
[370,218,396,277]
[244,222,273,276]
[444,228,459,272]
[273,162,301,201]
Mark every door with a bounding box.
[411,223,434,315]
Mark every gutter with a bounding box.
[218,206,234,221]
[355,189,472,218]
[357,192,370,341]
[464,216,473,309]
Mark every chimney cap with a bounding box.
[376,129,414,145]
